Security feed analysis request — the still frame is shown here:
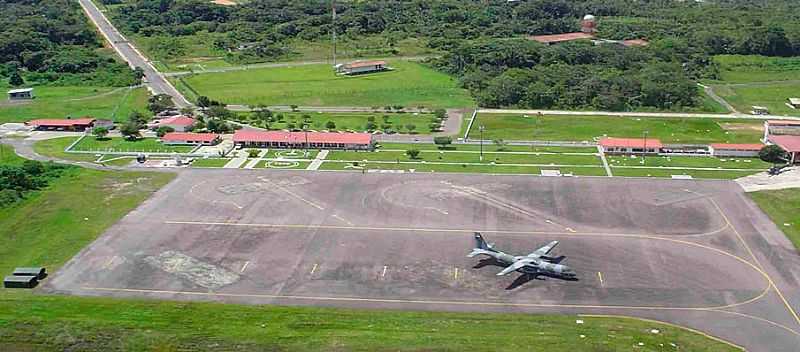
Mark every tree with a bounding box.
[128,111,148,128]
[247,149,260,158]
[156,125,175,137]
[197,96,211,109]
[434,108,447,120]
[22,160,44,176]
[120,122,141,140]
[759,145,786,163]
[434,136,452,149]
[206,105,234,120]
[290,105,299,112]
[9,71,24,86]
[325,120,336,130]
[92,126,109,139]
[405,124,416,133]
[147,94,175,114]
[406,149,420,159]
[365,121,377,131]
[206,119,232,134]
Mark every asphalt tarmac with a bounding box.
[45,170,800,351]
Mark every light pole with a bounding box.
[642,130,649,165]
[479,125,485,162]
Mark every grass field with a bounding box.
[320,160,608,176]
[0,85,150,124]
[380,143,597,154]
[191,158,230,167]
[749,188,800,251]
[708,55,800,116]
[466,114,764,143]
[0,148,738,351]
[178,61,473,108]
[33,137,101,163]
[610,167,758,180]
[73,137,194,153]
[256,160,311,169]
[327,150,602,165]
[239,111,438,133]
[607,155,770,169]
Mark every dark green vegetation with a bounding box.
[106,0,800,111]
[1,0,139,87]
[467,114,765,143]
[750,189,800,251]
[0,147,738,351]
[0,145,69,208]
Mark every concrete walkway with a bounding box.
[223,150,249,169]
[736,167,800,192]
[307,150,329,170]
[597,146,613,177]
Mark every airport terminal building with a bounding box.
[233,130,373,150]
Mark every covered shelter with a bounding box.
[788,98,800,109]
[4,275,38,289]
[766,135,800,164]
[161,132,220,146]
[26,118,95,131]
[336,61,388,75]
[599,137,663,155]
[234,130,373,150]
[8,88,34,100]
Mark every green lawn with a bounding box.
[240,111,438,133]
[0,85,150,124]
[379,142,597,154]
[0,148,738,351]
[0,144,24,165]
[33,137,100,163]
[715,82,800,116]
[320,160,608,176]
[610,167,759,180]
[326,150,602,166]
[256,160,311,169]
[73,137,194,153]
[713,55,800,84]
[178,61,474,108]
[466,114,764,143]
[749,188,800,251]
[191,158,231,167]
[607,155,770,170]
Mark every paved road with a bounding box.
[479,108,800,120]
[164,55,434,77]
[77,0,192,108]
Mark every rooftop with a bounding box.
[344,60,387,69]
[529,32,595,44]
[768,135,800,153]
[161,132,219,142]
[599,137,663,149]
[768,120,800,126]
[8,88,33,94]
[621,39,649,47]
[234,130,372,145]
[709,143,764,151]
[158,116,195,126]
[26,118,95,127]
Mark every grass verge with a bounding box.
[0,86,150,124]
[749,188,800,251]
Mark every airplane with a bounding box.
[467,232,577,279]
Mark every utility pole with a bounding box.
[642,130,649,165]
[331,0,337,67]
[479,125,485,162]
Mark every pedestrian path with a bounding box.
[307,150,329,170]
[597,146,613,177]
[224,150,248,169]
[243,149,268,169]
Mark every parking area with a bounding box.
[45,170,800,351]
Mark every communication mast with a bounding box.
[332,0,337,67]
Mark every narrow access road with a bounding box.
[77,0,192,108]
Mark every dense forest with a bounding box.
[0,159,69,208]
[0,0,140,87]
[108,0,800,111]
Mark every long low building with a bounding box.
[161,132,220,146]
[709,143,764,157]
[766,135,800,164]
[599,137,662,155]
[26,118,95,131]
[233,130,373,150]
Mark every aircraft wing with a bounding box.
[528,241,558,258]
[497,258,540,276]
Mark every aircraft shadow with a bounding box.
[472,258,578,290]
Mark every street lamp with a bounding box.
[642,130,649,165]
[479,125,485,162]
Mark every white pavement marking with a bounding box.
[597,145,613,177]
[240,261,250,273]
[307,150,329,170]
[310,263,318,275]
[243,158,261,169]
[454,268,459,281]
[381,266,388,278]
[597,272,604,287]
[332,214,354,226]
[262,179,325,210]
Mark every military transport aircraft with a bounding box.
[467,233,577,279]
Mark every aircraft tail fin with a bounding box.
[467,249,493,258]
[474,232,492,250]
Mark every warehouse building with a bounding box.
[154,116,195,132]
[233,130,373,150]
[335,60,388,75]
[26,118,95,131]
[599,137,662,155]
[709,143,763,157]
[161,132,220,146]
[7,88,34,100]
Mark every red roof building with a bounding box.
[337,60,388,75]
[157,116,196,132]
[234,130,373,150]
[161,132,220,145]
[767,135,800,164]
[709,143,764,157]
[599,137,663,155]
[529,32,595,44]
[26,118,96,131]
